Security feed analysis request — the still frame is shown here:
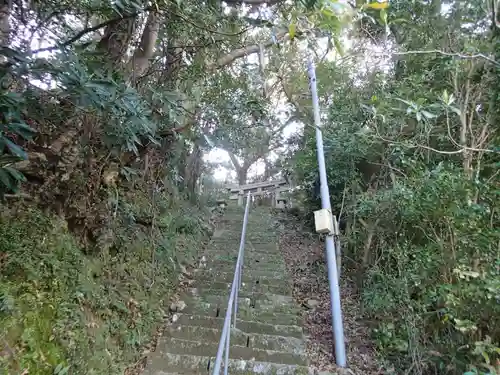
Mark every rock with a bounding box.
[307,299,320,308]
[102,163,120,186]
[179,264,187,275]
[318,371,336,375]
[198,255,207,268]
[179,264,192,277]
[169,300,186,312]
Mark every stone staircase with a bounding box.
[144,206,310,375]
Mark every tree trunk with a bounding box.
[97,14,136,65]
[238,168,248,185]
[128,11,160,82]
[0,0,10,47]
[227,151,252,185]
[208,31,288,71]
[185,142,203,198]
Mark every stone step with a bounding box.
[194,270,288,284]
[174,314,303,338]
[162,325,305,353]
[159,337,307,366]
[143,208,310,375]
[144,353,310,375]
[211,237,277,244]
[206,242,279,251]
[204,250,283,262]
[190,281,291,296]
[203,249,281,260]
[179,292,295,310]
[202,259,286,272]
[164,325,244,346]
[203,257,285,271]
[235,309,302,327]
[184,288,295,306]
[179,299,301,326]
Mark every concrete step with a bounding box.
[184,288,295,307]
[143,208,310,375]
[179,298,301,326]
[190,281,291,296]
[202,251,282,263]
[162,325,305,353]
[173,314,303,338]
[235,309,302,327]
[204,250,283,263]
[194,269,288,284]
[164,325,245,346]
[202,259,286,272]
[205,243,280,253]
[210,236,277,244]
[202,258,286,273]
[179,292,296,310]
[160,337,307,366]
[144,353,310,375]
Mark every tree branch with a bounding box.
[31,14,139,54]
[31,13,139,54]
[225,150,241,171]
[128,11,160,81]
[172,10,251,37]
[224,0,283,5]
[210,31,287,69]
[392,49,500,67]
[371,134,498,154]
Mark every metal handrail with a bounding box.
[211,191,252,375]
[307,57,346,367]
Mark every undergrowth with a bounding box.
[0,189,210,374]
[353,166,500,375]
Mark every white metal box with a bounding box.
[314,208,334,234]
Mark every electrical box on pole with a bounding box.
[314,208,334,234]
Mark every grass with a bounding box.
[0,190,208,375]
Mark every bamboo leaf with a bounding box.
[333,37,344,56]
[289,22,297,40]
[365,1,389,10]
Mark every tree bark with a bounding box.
[97,14,137,65]
[0,0,10,47]
[238,167,249,185]
[224,0,283,4]
[128,11,160,81]
[185,142,203,198]
[209,31,288,70]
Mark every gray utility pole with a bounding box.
[307,58,347,367]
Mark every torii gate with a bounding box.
[224,179,291,208]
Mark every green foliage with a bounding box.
[0,48,36,195]
[0,190,208,374]
[289,1,500,373]
[357,165,499,372]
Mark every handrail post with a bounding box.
[211,192,252,375]
[307,57,347,367]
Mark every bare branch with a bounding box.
[223,0,283,5]
[371,134,498,154]
[31,14,139,54]
[172,11,251,36]
[210,31,287,69]
[391,49,500,67]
